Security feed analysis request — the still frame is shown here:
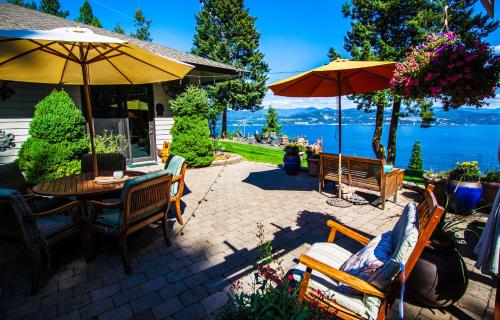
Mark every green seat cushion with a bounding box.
[120,169,171,203]
[35,215,75,238]
[164,155,185,196]
[95,208,121,231]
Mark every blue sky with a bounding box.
[6,0,500,109]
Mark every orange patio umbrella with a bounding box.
[269,59,396,202]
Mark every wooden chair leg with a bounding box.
[376,300,387,320]
[381,196,386,210]
[119,235,131,274]
[31,246,42,295]
[162,215,171,247]
[174,199,183,225]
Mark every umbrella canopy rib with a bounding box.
[0,40,59,66]
[93,45,133,84]
[86,44,124,64]
[114,47,183,79]
[59,42,75,84]
[56,41,81,62]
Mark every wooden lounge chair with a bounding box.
[81,152,126,174]
[86,170,172,274]
[292,185,444,319]
[0,188,83,294]
[164,155,187,225]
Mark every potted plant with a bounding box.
[406,197,469,307]
[481,170,500,206]
[447,161,483,215]
[305,145,320,176]
[283,143,304,175]
[423,170,448,205]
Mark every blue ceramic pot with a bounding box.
[447,180,483,215]
[283,155,301,175]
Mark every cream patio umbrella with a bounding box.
[0,28,194,177]
[269,59,396,205]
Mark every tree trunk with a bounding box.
[221,106,227,139]
[387,97,401,164]
[372,100,387,160]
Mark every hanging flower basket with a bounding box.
[391,32,500,109]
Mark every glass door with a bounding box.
[88,84,155,164]
[123,85,155,163]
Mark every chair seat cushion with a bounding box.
[95,208,121,231]
[35,215,75,238]
[291,242,379,319]
[165,155,185,196]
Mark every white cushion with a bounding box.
[291,242,380,319]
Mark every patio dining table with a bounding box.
[32,170,144,199]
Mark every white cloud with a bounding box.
[494,45,500,56]
[262,90,357,109]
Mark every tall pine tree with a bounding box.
[39,0,69,18]
[113,22,125,35]
[343,0,497,164]
[262,106,281,134]
[131,8,152,41]
[77,0,102,28]
[192,0,269,138]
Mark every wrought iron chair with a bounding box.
[86,170,172,274]
[292,185,444,319]
[81,153,126,174]
[164,155,187,225]
[0,188,83,294]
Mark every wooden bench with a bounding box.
[319,153,399,209]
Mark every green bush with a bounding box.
[169,85,209,117]
[18,89,88,182]
[170,116,214,167]
[91,130,128,154]
[482,170,500,182]
[284,143,305,156]
[407,140,423,175]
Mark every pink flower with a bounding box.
[450,53,458,59]
[465,73,473,79]
[464,67,471,73]
[455,61,464,67]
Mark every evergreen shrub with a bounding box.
[17,89,88,182]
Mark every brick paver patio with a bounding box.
[0,161,496,319]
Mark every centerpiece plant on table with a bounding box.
[218,222,332,320]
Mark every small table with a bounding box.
[33,171,144,198]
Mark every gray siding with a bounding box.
[0,81,81,164]
[152,83,174,156]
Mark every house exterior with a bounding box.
[0,3,238,165]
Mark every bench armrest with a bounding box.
[299,254,385,298]
[87,200,122,208]
[171,175,183,183]
[326,220,370,245]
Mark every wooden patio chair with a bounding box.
[292,184,444,319]
[164,155,187,225]
[0,163,71,239]
[0,188,83,294]
[86,170,172,274]
[81,152,126,174]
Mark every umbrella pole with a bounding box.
[81,63,98,178]
[337,71,342,198]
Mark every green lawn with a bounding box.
[217,140,422,185]
[216,140,307,167]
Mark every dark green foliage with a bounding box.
[482,170,500,183]
[192,0,269,137]
[170,85,209,117]
[327,47,342,61]
[169,87,214,167]
[39,0,69,17]
[170,116,214,167]
[284,143,305,156]
[262,106,281,134]
[7,0,37,10]
[131,8,152,41]
[77,0,102,28]
[18,90,88,182]
[113,22,125,35]
[408,140,423,175]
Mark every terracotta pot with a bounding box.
[482,181,499,206]
[283,154,301,175]
[423,176,448,207]
[406,244,468,308]
[307,158,319,176]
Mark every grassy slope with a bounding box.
[217,140,424,184]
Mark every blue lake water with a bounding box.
[227,124,500,172]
